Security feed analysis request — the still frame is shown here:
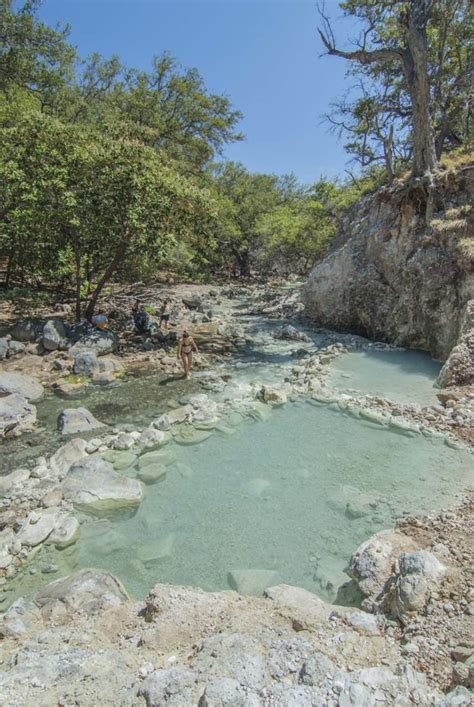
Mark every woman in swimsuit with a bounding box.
[177,329,198,379]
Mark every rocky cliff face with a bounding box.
[303,162,474,383]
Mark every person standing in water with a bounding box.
[177,329,198,378]
[159,297,171,331]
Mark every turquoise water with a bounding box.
[74,402,472,601]
[328,349,442,406]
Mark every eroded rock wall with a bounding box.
[303,164,474,366]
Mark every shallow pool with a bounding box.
[328,349,441,406]
[73,402,471,601]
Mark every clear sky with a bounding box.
[38,0,357,184]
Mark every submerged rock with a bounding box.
[227,569,277,596]
[0,372,44,402]
[61,456,143,512]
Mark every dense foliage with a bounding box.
[0,0,471,310]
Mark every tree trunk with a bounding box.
[237,250,250,277]
[74,250,82,321]
[383,126,395,183]
[403,0,438,177]
[84,241,127,320]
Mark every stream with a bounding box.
[2,297,472,607]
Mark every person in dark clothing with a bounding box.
[159,298,171,330]
[132,300,150,334]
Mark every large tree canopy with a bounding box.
[319,0,473,178]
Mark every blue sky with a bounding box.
[39,0,358,184]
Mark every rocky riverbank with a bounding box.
[0,500,472,705]
[303,161,474,388]
[1,283,473,705]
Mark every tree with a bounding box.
[319,0,439,177]
[212,162,280,276]
[319,0,473,179]
[0,0,74,99]
[0,111,217,316]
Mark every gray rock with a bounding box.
[438,300,474,387]
[199,677,259,706]
[182,295,202,309]
[0,337,8,360]
[0,393,37,438]
[139,668,200,706]
[0,372,44,402]
[264,584,334,626]
[299,651,336,686]
[16,508,65,547]
[273,324,311,343]
[0,598,43,638]
[7,340,26,355]
[49,438,88,478]
[73,350,98,376]
[390,551,446,624]
[10,318,42,342]
[303,169,474,362]
[57,407,105,435]
[61,456,143,511]
[42,319,68,350]
[35,568,130,616]
[348,529,418,604]
[69,331,116,356]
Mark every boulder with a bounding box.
[182,295,202,309]
[7,340,26,355]
[10,318,42,342]
[139,668,200,707]
[16,508,67,547]
[438,300,474,387]
[0,393,37,437]
[49,438,88,478]
[261,385,288,405]
[0,338,8,360]
[57,407,105,435]
[389,551,446,624]
[42,319,68,351]
[73,350,98,376]
[199,677,259,706]
[0,598,43,639]
[61,456,143,512]
[264,584,334,626]
[35,568,130,617]
[69,330,116,356]
[273,324,311,343]
[348,529,418,606]
[139,425,169,449]
[92,357,124,384]
[0,372,44,402]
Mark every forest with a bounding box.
[0,0,472,318]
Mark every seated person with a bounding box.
[91,309,109,331]
[132,300,151,334]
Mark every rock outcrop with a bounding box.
[304,164,474,373]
